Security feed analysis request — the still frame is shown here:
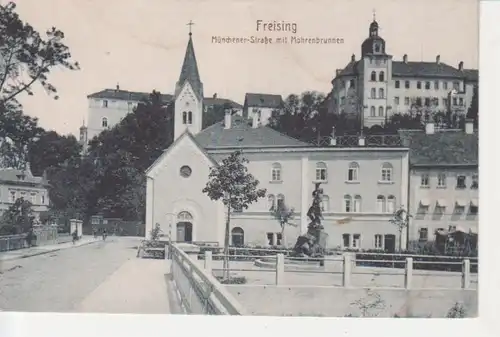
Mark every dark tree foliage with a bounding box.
[466,85,478,128]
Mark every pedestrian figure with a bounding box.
[102,228,107,241]
[72,229,78,245]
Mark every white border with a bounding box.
[0,1,498,337]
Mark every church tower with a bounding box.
[174,26,204,140]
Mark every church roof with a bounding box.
[194,115,311,149]
[244,93,283,109]
[0,168,48,186]
[87,89,173,102]
[176,34,203,100]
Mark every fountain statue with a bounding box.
[291,183,328,260]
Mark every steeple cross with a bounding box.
[372,9,376,21]
[187,20,195,35]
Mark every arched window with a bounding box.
[377,195,386,213]
[354,195,362,212]
[268,194,276,211]
[182,111,187,124]
[188,111,193,124]
[370,106,376,117]
[378,106,384,117]
[374,44,381,53]
[379,71,385,82]
[271,163,282,182]
[231,227,244,246]
[349,79,355,88]
[381,163,393,182]
[348,162,359,181]
[177,211,193,221]
[101,117,108,128]
[370,71,376,81]
[344,195,352,212]
[387,196,396,214]
[277,194,285,209]
[315,162,327,182]
[370,88,376,98]
[378,88,384,99]
[321,195,330,212]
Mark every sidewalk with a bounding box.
[74,258,171,314]
[0,236,99,262]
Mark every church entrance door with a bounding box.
[176,222,193,242]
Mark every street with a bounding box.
[0,237,142,312]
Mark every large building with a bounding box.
[325,17,478,127]
[145,31,411,251]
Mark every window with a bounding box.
[421,174,429,187]
[453,97,458,105]
[405,81,410,89]
[267,232,274,246]
[231,227,244,246]
[353,234,361,248]
[374,44,380,53]
[456,175,466,189]
[182,111,187,124]
[268,194,276,211]
[415,97,422,106]
[374,234,383,249]
[371,71,376,81]
[453,81,460,91]
[41,194,45,204]
[417,81,422,89]
[321,195,329,212]
[347,162,359,181]
[20,191,26,200]
[470,204,478,215]
[442,98,448,107]
[342,234,350,248]
[380,163,393,182]
[315,162,327,182]
[180,165,192,178]
[432,97,439,106]
[177,211,193,221]
[91,218,99,225]
[353,195,362,212]
[188,111,193,124]
[404,97,410,105]
[438,173,447,187]
[371,88,376,98]
[344,195,352,212]
[340,96,346,105]
[395,80,400,88]
[271,163,282,182]
[459,98,464,106]
[378,106,384,117]
[277,194,285,209]
[378,88,384,98]
[276,233,283,246]
[434,81,439,90]
[379,71,385,82]
[101,117,108,128]
[443,82,448,90]
[394,97,400,105]
[377,195,386,213]
[424,98,430,106]
[30,193,36,204]
[387,196,396,213]
[425,81,431,90]
[102,100,108,108]
[349,79,355,88]
[419,228,428,241]
[471,174,478,189]
[454,204,465,216]
[10,191,16,203]
[370,106,376,117]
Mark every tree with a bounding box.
[0,197,35,235]
[202,150,266,280]
[390,206,412,251]
[270,200,296,246]
[382,113,423,134]
[0,2,79,107]
[466,85,478,128]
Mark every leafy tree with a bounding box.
[203,102,236,129]
[0,197,35,234]
[0,2,79,107]
[382,113,423,134]
[270,200,296,246]
[466,85,478,128]
[390,206,412,251]
[202,150,266,280]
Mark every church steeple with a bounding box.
[175,23,203,100]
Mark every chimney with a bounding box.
[425,122,435,135]
[224,109,231,129]
[351,54,355,62]
[116,83,120,91]
[358,135,365,146]
[458,61,464,71]
[465,118,474,134]
[336,69,342,76]
[213,93,217,99]
[436,55,440,64]
[403,54,408,64]
[329,127,336,146]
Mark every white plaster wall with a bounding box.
[174,83,203,140]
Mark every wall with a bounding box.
[174,83,203,140]
[87,98,139,141]
[226,285,477,317]
[0,183,49,219]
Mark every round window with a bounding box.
[180,165,192,178]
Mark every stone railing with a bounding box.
[169,243,247,315]
[0,226,58,252]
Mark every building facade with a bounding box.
[326,18,478,127]
[242,93,284,127]
[0,165,50,220]
[400,122,478,247]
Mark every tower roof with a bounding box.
[176,33,203,99]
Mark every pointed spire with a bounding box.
[175,22,203,100]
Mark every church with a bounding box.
[145,30,410,251]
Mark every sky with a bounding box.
[9,0,478,136]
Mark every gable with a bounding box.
[177,82,199,104]
[146,131,216,179]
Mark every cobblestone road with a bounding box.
[0,237,141,312]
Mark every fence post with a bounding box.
[204,250,213,274]
[404,257,413,289]
[342,253,352,287]
[461,259,471,289]
[275,253,284,285]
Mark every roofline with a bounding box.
[206,146,409,154]
[410,163,478,168]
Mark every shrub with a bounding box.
[217,276,247,284]
[446,302,467,318]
